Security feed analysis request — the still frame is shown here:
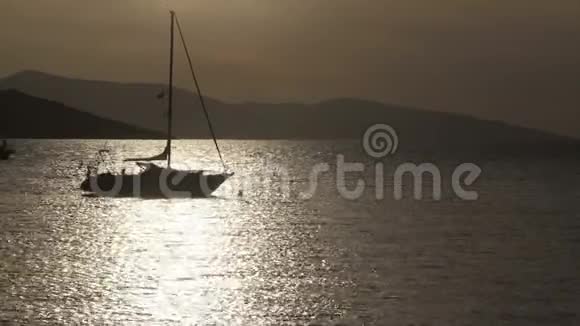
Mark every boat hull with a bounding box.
[80,165,232,198]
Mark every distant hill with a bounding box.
[1,71,578,153]
[0,89,162,139]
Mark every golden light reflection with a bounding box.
[107,198,240,323]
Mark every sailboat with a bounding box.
[0,140,15,160]
[80,11,233,198]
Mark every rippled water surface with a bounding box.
[1,140,579,325]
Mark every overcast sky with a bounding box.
[1,0,579,137]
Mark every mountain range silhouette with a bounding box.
[1,70,578,154]
[0,88,161,139]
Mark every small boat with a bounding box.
[80,11,232,198]
[0,149,15,160]
[0,140,15,160]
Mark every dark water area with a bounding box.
[0,140,579,325]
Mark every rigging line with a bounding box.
[174,13,227,171]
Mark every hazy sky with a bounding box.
[2,0,579,137]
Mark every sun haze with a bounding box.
[1,0,579,137]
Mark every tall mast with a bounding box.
[167,11,175,168]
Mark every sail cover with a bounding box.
[124,144,169,162]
